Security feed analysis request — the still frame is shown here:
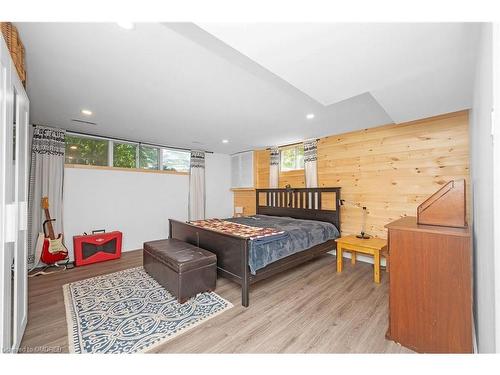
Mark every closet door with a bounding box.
[12,74,29,350]
[0,36,29,353]
[239,151,254,188]
[0,35,14,353]
[230,151,254,188]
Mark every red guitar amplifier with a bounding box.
[73,231,122,267]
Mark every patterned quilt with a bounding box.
[189,218,284,240]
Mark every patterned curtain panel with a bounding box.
[304,139,318,188]
[189,150,206,221]
[269,147,279,188]
[27,125,66,269]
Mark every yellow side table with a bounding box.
[335,235,388,283]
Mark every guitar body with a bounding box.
[40,233,68,265]
[38,197,68,266]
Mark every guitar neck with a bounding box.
[44,208,56,240]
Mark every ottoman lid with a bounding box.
[144,238,216,273]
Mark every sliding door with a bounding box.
[12,76,29,351]
[0,35,29,353]
[0,33,14,353]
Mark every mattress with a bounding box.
[226,215,340,274]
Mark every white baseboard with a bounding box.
[328,249,387,267]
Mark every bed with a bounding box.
[169,187,341,307]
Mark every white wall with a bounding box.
[470,23,496,353]
[63,153,233,259]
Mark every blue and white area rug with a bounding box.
[63,266,232,353]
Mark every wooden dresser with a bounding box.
[385,216,472,353]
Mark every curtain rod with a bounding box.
[266,138,320,150]
[32,125,214,154]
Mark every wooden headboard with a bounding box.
[255,187,341,231]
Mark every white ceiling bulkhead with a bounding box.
[17,22,480,153]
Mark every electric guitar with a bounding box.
[38,197,68,265]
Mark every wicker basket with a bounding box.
[1,22,26,87]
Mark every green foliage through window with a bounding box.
[139,145,159,170]
[113,143,136,168]
[65,135,108,166]
[65,134,190,172]
[280,145,304,171]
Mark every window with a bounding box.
[65,134,190,173]
[113,142,137,168]
[280,145,304,171]
[65,135,108,166]
[161,149,190,172]
[139,145,159,170]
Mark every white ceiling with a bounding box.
[198,23,480,123]
[16,22,480,153]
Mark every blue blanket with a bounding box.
[226,215,339,274]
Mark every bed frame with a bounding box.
[169,187,341,307]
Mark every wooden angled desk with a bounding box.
[335,235,387,283]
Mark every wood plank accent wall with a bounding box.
[233,110,470,238]
[319,111,470,238]
[233,189,257,215]
[255,149,270,189]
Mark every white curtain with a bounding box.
[269,147,279,188]
[189,150,206,221]
[27,125,66,269]
[304,139,318,188]
[304,139,318,209]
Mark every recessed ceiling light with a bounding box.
[81,109,93,116]
[222,139,229,144]
[306,113,315,120]
[117,22,134,30]
[70,145,78,150]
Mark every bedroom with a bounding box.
[1,0,500,372]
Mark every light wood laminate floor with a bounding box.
[20,250,412,353]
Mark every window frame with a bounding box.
[112,140,137,169]
[65,133,109,167]
[279,144,305,172]
[138,144,161,170]
[161,148,191,173]
[64,133,190,175]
